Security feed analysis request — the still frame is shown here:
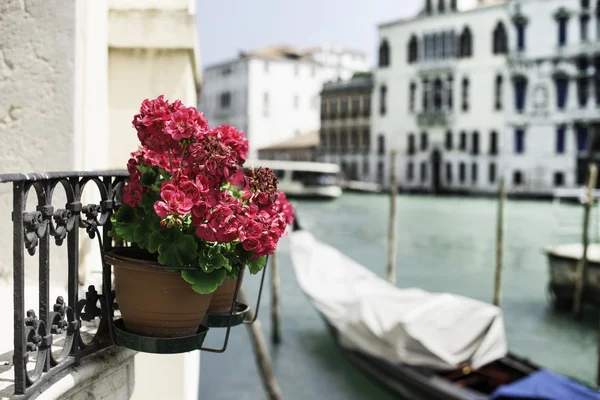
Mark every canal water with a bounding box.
[199,194,598,399]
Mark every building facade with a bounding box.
[200,46,368,159]
[505,0,600,194]
[317,73,374,182]
[372,0,600,195]
[372,0,510,193]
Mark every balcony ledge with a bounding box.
[0,346,136,400]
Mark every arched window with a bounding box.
[409,81,416,112]
[438,0,445,13]
[460,131,467,150]
[450,0,457,11]
[461,77,470,112]
[459,162,466,183]
[554,73,569,110]
[493,22,508,54]
[489,163,497,183]
[379,39,390,67]
[446,162,453,183]
[556,10,569,47]
[434,78,443,109]
[407,162,414,181]
[516,23,526,51]
[420,162,428,183]
[513,75,528,112]
[407,35,418,63]
[377,134,386,155]
[380,85,387,115]
[495,75,503,110]
[490,131,498,155]
[459,27,473,58]
[472,131,480,155]
[445,130,453,150]
[408,133,416,155]
[422,78,430,111]
[448,75,454,109]
[471,162,478,184]
[425,0,433,14]
[420,132,429,151]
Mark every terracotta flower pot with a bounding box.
[105,248,213,338]
[208,268,245,313]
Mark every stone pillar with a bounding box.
[107,2,203,399]
[0,0,109,355]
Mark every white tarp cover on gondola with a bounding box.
[290,230,508,371]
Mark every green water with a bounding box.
[199,194,598,399]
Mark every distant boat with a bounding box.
[544,188,600,310]
[244,159,342,199]
[290,217,600,400]
[544,243,600,310]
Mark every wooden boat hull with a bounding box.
[321,316,538,400]
[545,244,600,309]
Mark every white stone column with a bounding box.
[107,2,203,398]
[0,0,84,354]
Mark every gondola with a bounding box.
[289,217,600,400]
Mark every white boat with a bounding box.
[544,188,600,309]
[244,159,342,199]
[289,219,600,399]
[544,243,600,309]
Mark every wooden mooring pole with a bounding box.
[573,164,597,316]
[493,177,505,307]
[239,290,283,400]
[271,252,281,345]
[597,318,600,387]
[387,151,398,285]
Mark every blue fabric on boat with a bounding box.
[490,369,600,400]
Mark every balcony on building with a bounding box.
[417,109,454,127]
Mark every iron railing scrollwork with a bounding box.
[0,171,128,397]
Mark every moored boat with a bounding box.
[544,187,600,310]
[544,243,600,309]
[290,218,600,399]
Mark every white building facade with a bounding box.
[373,0,600,195]
[200,46,369,159]
[505,0,600,194]
[373,0,511,193]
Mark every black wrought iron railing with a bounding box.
[0,171,128,397]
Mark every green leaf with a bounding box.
[133,212,161,250]
[226,264,242,280]
[248,256,267,274]
[110,204,138,242]
[147,231,161,254]
[139,191,160,214]
[198,245,231,273]
[181,268,227,294]
[157,233,198,267]
[138,164,159,188]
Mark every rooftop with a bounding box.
[322,73,374,94]
[206,44,367,70]
[240,45,313,61]
[379,0,507,28]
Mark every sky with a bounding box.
[196,0,424,69]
